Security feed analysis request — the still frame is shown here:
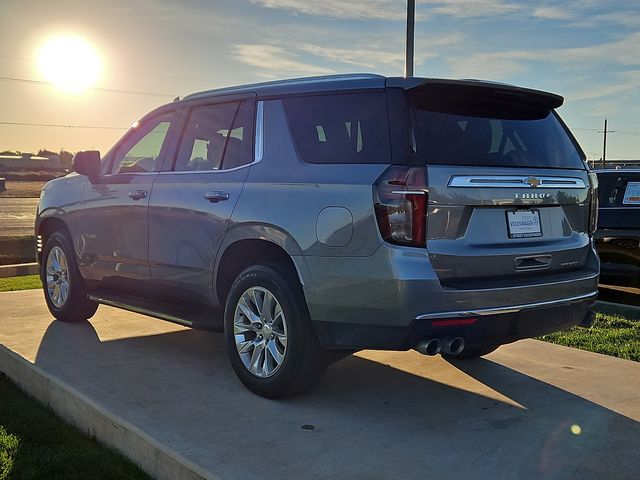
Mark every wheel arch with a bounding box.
[36,216,72,265]
[215,225,306,308]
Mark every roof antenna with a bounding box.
[173,96,180,102]
[404,0,415,78]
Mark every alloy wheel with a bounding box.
[233,286,288,378]
[46,245,70,308]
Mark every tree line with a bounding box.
[0,149,74,169]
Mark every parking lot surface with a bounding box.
[0,289,638,480]
[0,197,39,237]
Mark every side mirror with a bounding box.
[72,150,101,183]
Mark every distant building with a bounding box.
[0,153,63,170]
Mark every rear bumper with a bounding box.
[314,294,596,350]
[297,242,599,350]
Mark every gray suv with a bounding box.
[36,74,599,398]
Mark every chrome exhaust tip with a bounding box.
[415,338,441,356]
[441,337,465,356]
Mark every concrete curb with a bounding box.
[594,300,640,317]
[0,344,218,480]
[0,262,38,278]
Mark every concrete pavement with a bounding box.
[0,289,639,480]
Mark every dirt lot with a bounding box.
[0,180,48,198]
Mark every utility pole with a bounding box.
[404,0,415,77]
[598,118,615,169]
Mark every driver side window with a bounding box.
[111,116,172,174]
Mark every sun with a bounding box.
[38,36,101,93]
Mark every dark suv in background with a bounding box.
[595,169,640,286]
[36,74,599,398]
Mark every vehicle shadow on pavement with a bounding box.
[33,319,640,480]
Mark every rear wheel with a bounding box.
[444,345,500,360]
[41,231,98,322]
[224,263,328,398]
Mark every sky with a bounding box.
[0,0,639,161]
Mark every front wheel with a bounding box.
[41,231,98,322]
[224,263,328,398]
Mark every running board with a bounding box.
[88,291,223,331]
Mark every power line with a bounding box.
[0,75,175,98]
[0,121,128,130]
[573,127,640,135]
[0,54,215,84]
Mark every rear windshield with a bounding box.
[283,93,391,164]
[410,91,584,169]
[598,172,640,207]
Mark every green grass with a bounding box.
[0,373,151,480]
[0,276,40,293]
[540,311,640,362]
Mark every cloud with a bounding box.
[299,44,441,70]
[247,0,406,21]
[249,0,526,20]
[234,44,334,78]
[579,10,640,28]
[428,0,522,18]
[446,32,640,79]
[570,70,640,101]
[532,6,574,20]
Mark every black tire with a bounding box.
[41,231,98,322]
[444,345,500,360]
[224,263,329,399]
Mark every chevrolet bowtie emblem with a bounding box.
[525,177,541,188]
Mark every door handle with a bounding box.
[128,190,148,200]
[204,191,230,203]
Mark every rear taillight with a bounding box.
[373,166,427,247]
[588,171,598,235]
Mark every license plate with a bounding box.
[506,210,542,238]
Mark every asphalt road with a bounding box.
[0,289,638,480]
[0,197,39,237]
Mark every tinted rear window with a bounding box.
[283,93,391,164]
[410,91,584,169]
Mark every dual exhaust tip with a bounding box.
[415,337,465,356]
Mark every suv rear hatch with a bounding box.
[385,79,597,289]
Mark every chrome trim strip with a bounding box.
[448,175,587,189]
[102,172,158,177]
[415,291,597,320]
[254,100,264,163]
[391,190,427,195]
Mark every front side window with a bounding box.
[111,117,171,174]
[283,93,391,164]
[174,100,254,172]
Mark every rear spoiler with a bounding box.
[386,77,564,110]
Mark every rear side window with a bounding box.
[598,173,640,207]
[283,93,391,164]
[410,91,584,169]
[174,100,254,172]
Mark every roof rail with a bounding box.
[183,73,384,100]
